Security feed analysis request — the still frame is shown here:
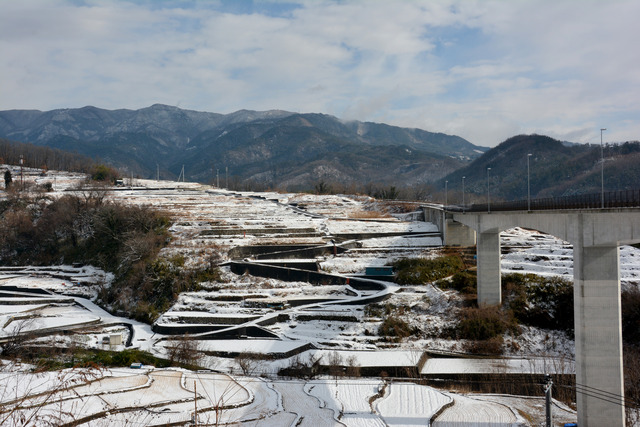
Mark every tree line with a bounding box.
[0,138,96,173]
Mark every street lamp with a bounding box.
[487,167,491,213]
[600,128,607,209]
[445,180,448,208]
[462,176,466,213]
[527,153,532,211]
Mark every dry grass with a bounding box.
[347,210,392,219]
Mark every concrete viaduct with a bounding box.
[423,201,640,427]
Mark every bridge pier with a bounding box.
[477,231,501,306]
[421,205,638,427]
[574,244,625,426]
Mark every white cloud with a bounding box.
[1,0,639,147]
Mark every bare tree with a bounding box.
[345,355,361,378]
[235,352,263,376]
[0,316,36,358]
[0,365,101,426]
[166,334,200,366]
[327,351,344,379]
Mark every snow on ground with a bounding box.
[422,357,574,375]
[359,235,442,248]
[172,339,308,357]
[471,394,578,427]
[0,367,260,426]
[431,393,522,427]
[502,227,640,290]
[0,265,113,299]
[11,171,640,425]
[325,218,439,234]
[375,382,453,426]
[269,380,340,427]
[305,378,384,426]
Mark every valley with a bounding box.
[2,167,640,425]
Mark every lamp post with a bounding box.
[487,167,491,213]
[462,176,466,213]
[600,128,607,209]
[445,180,448,208]
[527,153,532,211]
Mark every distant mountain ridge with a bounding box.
[0,104,487,190]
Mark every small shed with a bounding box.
[110,334,123,346]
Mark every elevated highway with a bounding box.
[423,189,640,427]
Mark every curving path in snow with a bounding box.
[304,379,385,427]
[272,380,344,427]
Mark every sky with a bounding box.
[1,0,639,148]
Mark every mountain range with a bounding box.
[0,104,486,191]
[2,105,638,200]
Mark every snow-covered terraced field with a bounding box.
[17,171,640,425]
[305,379,382,416]
[431,393,521,427]
[376,382,453,426]
[1,367,263,426]
[501,227,640,290]
[271,380,340,427]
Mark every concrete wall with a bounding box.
[229,261,386,291]
[422,205,444,233]
[421,206,476,246]
[444,217,476,246]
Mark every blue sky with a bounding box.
[1,0,639,147]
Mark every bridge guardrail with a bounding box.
[445,189,640,212]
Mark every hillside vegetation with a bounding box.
[0,138,98,174]
[0,183,218,323]
[442,135,640,201]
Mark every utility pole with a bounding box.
[19,155,23,190]
[156,164,159,181]
[225,166,228,189]
[444,180,448,207]
[216,169,219,188]
[544,374,553,427]
[194,380,198,426]
[527,153,532,211]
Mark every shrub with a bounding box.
[435,271,477,294]
[502,273,574,333]
[394,255,465,285]
[454,306,520,341]
[0,191,223,324]
[378,315,417,342]
[91,164,119,183]
[463,336,504,355]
